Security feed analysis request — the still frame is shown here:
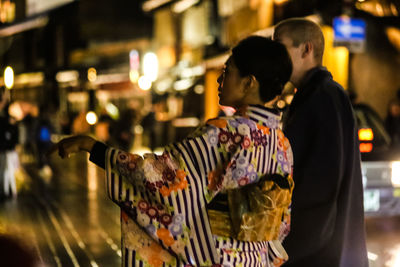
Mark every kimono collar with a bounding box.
[236,104,282,129]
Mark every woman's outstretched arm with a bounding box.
[50,135,97,158]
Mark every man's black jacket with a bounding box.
[282,67,369,267]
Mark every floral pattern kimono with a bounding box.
[102,105,293,267]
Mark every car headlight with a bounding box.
[391,161,400,187]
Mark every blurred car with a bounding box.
[354,104,400,217]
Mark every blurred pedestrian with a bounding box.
[51,37,294,266]
[36,106,54,178]
[72,110,90,134]
[0,89,19,199]
[95,113,114,144]
[385,98,400,147]
[141,97,169,151]
[273,18,368,267]
[20,111,39,162]
[110,108,137,151]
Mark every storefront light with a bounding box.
[172,117,200,127]
[390,3,399,16]
[56,70,79,83]
[143,52,158,82]
[132,146,152,156]
[359,143,373,153]
[172,0,199,13]
[142,0,173,12]
[8,102,24,121]
[386,27,400,51]
[274,0,290,5]
[134,125,144,134]
[129,70,140,84]
[129,50,140,70]
[194,85,204,94]
[359,128,374,141]
[174,78,194,91]
[88,68,97,82]
[367,251,378,261]
[391,161,400,187]
[181,65,205,78]
[387,245,400,266]
[105,103,119,120]
[4,66,14,89]
[155,78,173,93]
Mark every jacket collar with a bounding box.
[282,67,332,128]
[290,66,332,107]
[299,66,331,90]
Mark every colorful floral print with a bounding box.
[121,212,176,267]
[106,105,293,267]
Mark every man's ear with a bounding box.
[302,42,313,58]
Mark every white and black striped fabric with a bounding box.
[104,105,293,267]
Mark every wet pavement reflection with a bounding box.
[1,153,400,266]
[0,154,121,267]
[366,216,400,267]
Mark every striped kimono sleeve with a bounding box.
[104,142,221,266]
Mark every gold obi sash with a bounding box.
[207,174,294,242]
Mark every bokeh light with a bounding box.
[86,111,98,125]
[4,66,14,89]
[138,75,152,90]
[87,68,97,82]
[143,52,158,82]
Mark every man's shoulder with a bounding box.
[308,72,348,104]
[320,76,345,93]
[294,76,352,123]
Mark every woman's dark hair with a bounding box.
[231,36,292,102]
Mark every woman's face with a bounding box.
[217,58,246,108]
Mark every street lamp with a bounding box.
[4,66,14,89]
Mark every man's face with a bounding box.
[274,34,304,87]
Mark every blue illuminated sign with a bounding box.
[333,17,366,41]
[333,17,366,52]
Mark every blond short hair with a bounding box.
[274,18,325,64]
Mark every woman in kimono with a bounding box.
[53,36,294,267]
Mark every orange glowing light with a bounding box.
[358,128,374,141]
[360,143,373,153]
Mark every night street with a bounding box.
[0,0,399,266]
[0,152,399,266]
